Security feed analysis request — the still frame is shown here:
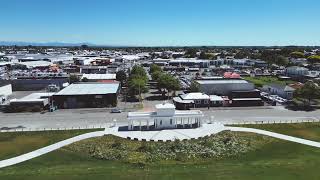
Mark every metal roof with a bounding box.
[81,74,116,80]
[180,93,209,100]
[196,79,249,84]
[54,83,119,96]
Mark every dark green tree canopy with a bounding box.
[290,51,305,59]
[116,70,127,86]
[307,55,320,64]
[190,81,200,92]
[149,64,162,74]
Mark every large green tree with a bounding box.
[275,55,289,66]
[116,70,127,86]
[149,64,162,74]
[190,81,200,92]
[294,81,320,105]
[127,65,148,99]
[290,51,305,59]
[307,55,320,64]
[157,73,180,98]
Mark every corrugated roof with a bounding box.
[81,74,116,80]
[180,93,209,100]
[196,79,249,84]
[54,82,119,95]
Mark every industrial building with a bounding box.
[5,93,54,112]
[195,79,255,96]
[53,82,120,109]
[81,74,116,82]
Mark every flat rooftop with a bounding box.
[196,79,249,84]
[82,74,116,80]
[54,82,119,96]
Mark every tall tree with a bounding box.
[190,81,200,92]
[290,51,305,59]
[149,64,162,74]
[157,74,180,98]
[307,55,320,64]
[116,70,127,86]
[294,81,320,105]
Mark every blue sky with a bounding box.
[0,0,319,46]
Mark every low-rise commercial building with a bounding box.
[195,79,255,96]
[53,82,120,109]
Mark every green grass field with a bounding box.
[0,124,320,180]
[243,76,295,87]
[0,129,99,160]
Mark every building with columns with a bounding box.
[127,103,204,131]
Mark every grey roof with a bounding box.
[54,82,119,96]
[266,84,295,91]
[196,79,249,85]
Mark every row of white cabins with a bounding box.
[127,103,204,131]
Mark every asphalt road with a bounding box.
[0,106,320,130]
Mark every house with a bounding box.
[285,66,309,78]
[262,84,295,100]
[173,92,224,110]
[127,103,204,131]
[53,82,120,109]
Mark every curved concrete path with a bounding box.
[226,126,320,148]
[2,124,320,169]
[0,131,105,169]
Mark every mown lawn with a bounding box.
[0,129,99,160]
[243,76,295,87]
[0,124,320,180]
[239,122,320,141]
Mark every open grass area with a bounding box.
[0,129,99,160]
[1,123,320,180]
[243,76,295,87]
[238,122,320,141]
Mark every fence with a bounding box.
[223,119,320,125]
[0,125,110,133]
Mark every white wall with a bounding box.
[0,84,13,97]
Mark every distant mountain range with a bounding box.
[0,41,97,47]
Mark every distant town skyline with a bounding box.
[1,0,319,46]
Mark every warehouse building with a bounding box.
[53,82,120,109]
[81,74,116,82]
[5,93,54,112]
[195,79,255,96]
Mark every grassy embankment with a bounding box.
[1,123,320,180]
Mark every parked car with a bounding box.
[110,108,122,113]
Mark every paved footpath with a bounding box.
[226,126,320,148]
[2,124,320,169]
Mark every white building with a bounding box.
[285,66,309,77]
[127,103,204,131]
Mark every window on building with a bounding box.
[170,119,173,125]
[195,100,201,104]
[160,120,162,125]
[204,100,209,104]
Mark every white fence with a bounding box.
[0,125,108,133]
[223,119,320,125]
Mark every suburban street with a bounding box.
[1,106,320,130]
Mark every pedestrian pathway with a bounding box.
[225,126,320,148]
[0,131,105,169]
[2,124,320,169]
